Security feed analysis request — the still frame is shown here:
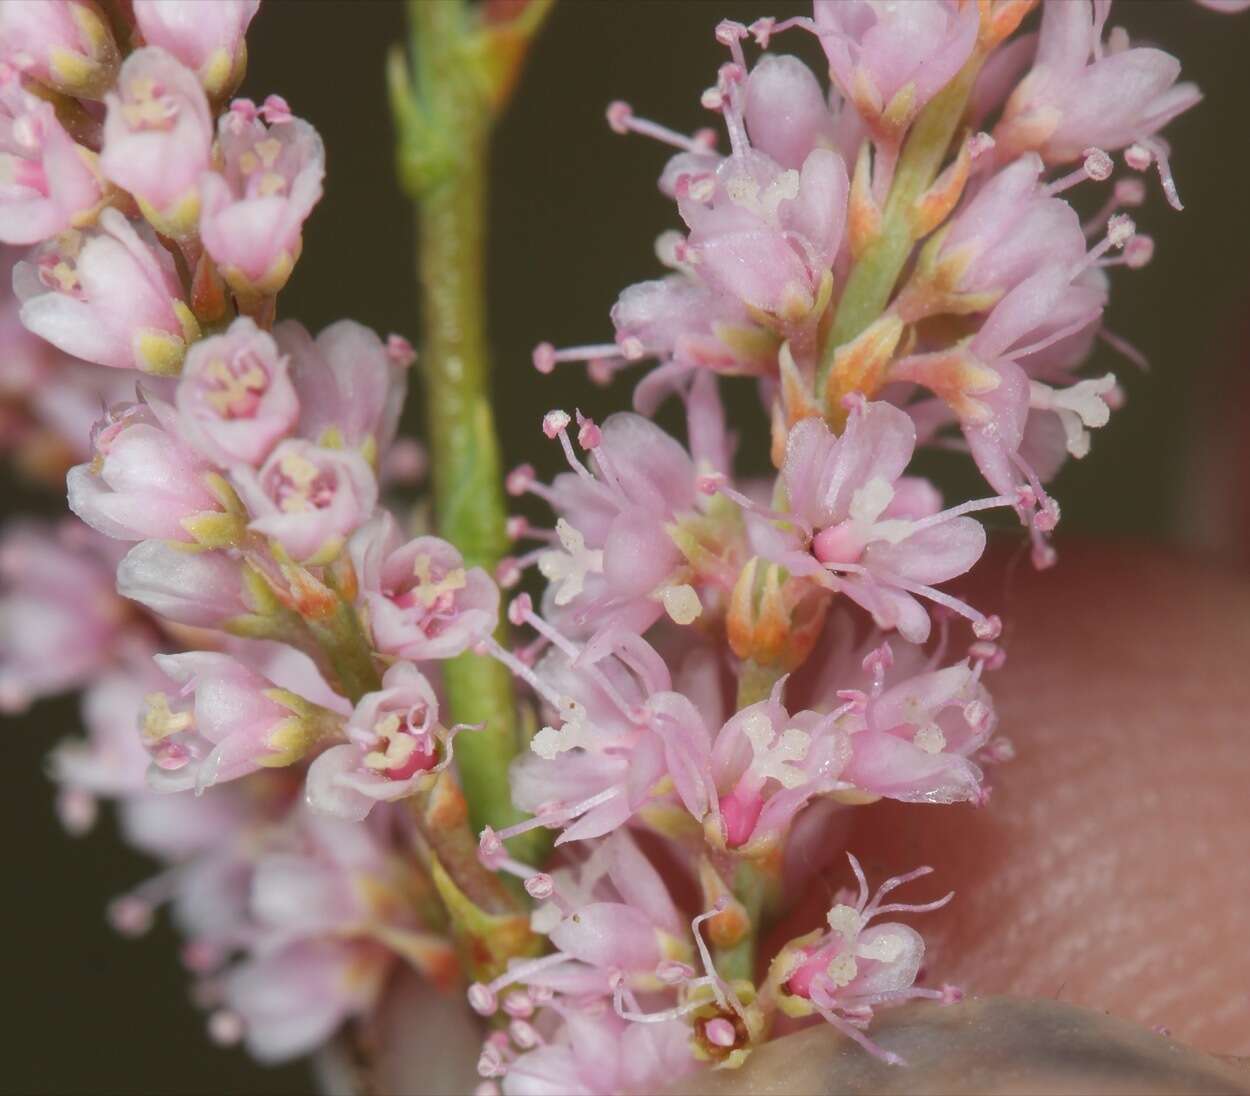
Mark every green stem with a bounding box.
[737,658,784,709]
[397,0,544,864]
[305,593,382,704]
[716,860,778,984]
[819,61,982,384]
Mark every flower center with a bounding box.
[362,710,437,780]
[271,452,337,512]
[202,352,270,418]
[122,76,180,131]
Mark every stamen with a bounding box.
[605,100,716,154]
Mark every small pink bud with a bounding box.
[385,333,417,367]
[1124,143,1152,171]
[606,100,632,134]
[524,873,554,900]
[207,1009,244,1046]
[468,983,497,1016]
[496,557,521,588]
[502,992,533,1019]
[505,464,535,496]
[508,593,533,627]
[972,615,1002,641]
[705,1017,737,1047]
[1082,147,1113,181]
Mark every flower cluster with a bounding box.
[0,1,1230,1090]
[0,0,480,1063]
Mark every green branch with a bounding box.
[393,0,550,866]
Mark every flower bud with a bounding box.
[68,402,233,543]
[0,66,106,246]
[14,209,201,374]
[727,556,830,671]
[199,107,324,301]
[176,317,298,467]
[132,0,259,100]
[231,439,378,564]
[143,651,343,792]
[116,539,246,628]
[0,0,120,99]
[101,48,214,240]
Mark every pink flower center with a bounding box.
[719,784,764,848]
[268,451,338,513]
[201,352,270,418]
[811,521,866,566]
[122,76,180,132]
[785,941,841,999]
[363,707,438,780]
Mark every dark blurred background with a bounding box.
[4,1,1249,1092]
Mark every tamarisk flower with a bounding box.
[812,0,979,139]
[349,511,499,661]
[116,539,248,628]
[132,0,260,100]
[142,651,345,792]
[0,0,120,99]
[175,316,298,467]
[766,854,958,1065]
[14,208,201,374]
[199,99,325,301]
[232,438,377,564]
[101,47,214,239]
[0,519,135,711]
[506,382,739,641]
[757,400,1008,643]
[277,318,410,462]
[68,400,234,544]
[306,661,460,820]
[0,65,106,245]
[994,0,1201,207]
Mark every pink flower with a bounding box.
[199,105,324,299]
[116,538,247,627]
[49,668,162,832]
[743,54,841,171]
[0,0,120,98]
[509,393,735,642]
[231,438,377,563]
[0,65,106,245]
[769,854,956,1065]
[995,1,1200,168]
[812,0,979,137]
[142,651,343,792]
[839,645,994,804]
[14,208,200,374]
[500,1010,695,1096]
[709,681,851,855]
[132,0,260,99]
[276,318,409,460]
[768,402,999,643]
[176,316,298,466]
[101,47,214,239]
[898,154,1087,320]
[0,519,132,711]
[68,401,229,543]
[306,661,454,820]
[677,144,847,328]
[224,938,390,1064]
[349,511,499,661]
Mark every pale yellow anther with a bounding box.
[255,139,282,169]
[277,451,321,512]
[914,723,946,754]
[826,951,859,988]
[239,150,260,175]
[411,555,467,609]
[142,692,192,744]
[258,172,286,198]
[204,358,267,415]
[826,903,861,940]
